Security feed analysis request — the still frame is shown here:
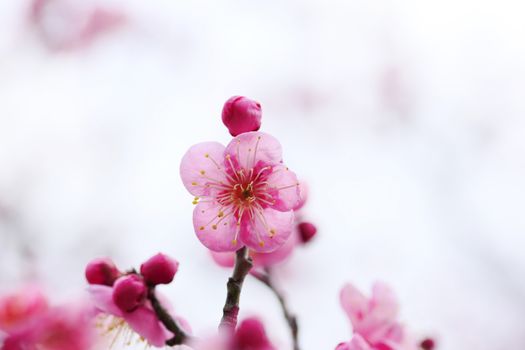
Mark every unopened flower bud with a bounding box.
[233,317,274,349]
[140,253,179,286]
[85,258,120,286]
[420,338,436,350]
[221,96,262,136]
[112,275,146,312]
[297,222,317,244]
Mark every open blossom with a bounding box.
[180,131,302,253]
[337,282,417,350]
[210,182,316,269]
[86,255,189,348]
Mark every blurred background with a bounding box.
[1,0,524,349]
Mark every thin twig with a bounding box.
[147,287,192,346]
[219,246,253,332]
[252,268,300,350]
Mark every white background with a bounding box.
[1,0,524,349]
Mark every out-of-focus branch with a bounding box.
[252,268,300,350]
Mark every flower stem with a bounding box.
[147,287,191,346]
[219,246,253,332]
[252,268,300,350]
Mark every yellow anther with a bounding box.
[218,211,224,217]
[200,170,205,175]
[259,241,265,247]
[199,226,205,230]
[191,181,198,186]
[204,153,209,158]
[212,224,217,230]
[232,239,238,245]
[270,229,276,235]
[192,200,199,205]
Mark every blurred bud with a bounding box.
[85,258,120,286]
[297,222,317,244]
[140,253,179,286]
[420,338,436,350]
[112,275,146,312]
[221,96,262,136]
[233,317,275,349]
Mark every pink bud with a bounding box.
[233,317,275,350]
[297,222,317,244]
[140,253,179,286]
[221,96,262,136]
[112,275,146,312]
[420,338,436,350]
[85,258,120,286]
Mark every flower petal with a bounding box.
[240,208,294,253]
[86,285,123,317]
[340,283,368,328]
[267,165,301,211]
[210,251,235,268]
[180,142,227,197]
[124,306,170,347]
[193,202,241,252]
[348,335,372,350]
[371,282,399,322]
[251,228,297,267]
[224,132,282,170]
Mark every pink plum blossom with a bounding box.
[180,131,302,253]
[209,183,316,269]
[337,282,417,350]
[88,284,189,348]
[222,96,262,136]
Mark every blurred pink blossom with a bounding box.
[29,0,126,51]
[0,288,96,350]
[337,282,417,350]
[0,287,48,333]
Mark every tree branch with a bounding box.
[252,268,300,350]
[219,246,253,332]
[147,287,192,346]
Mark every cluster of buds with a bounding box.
[85,253,188,347]
[86,253,178,313]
